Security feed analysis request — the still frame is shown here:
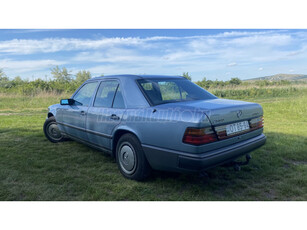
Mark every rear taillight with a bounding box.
[182,127,218,145]
[249,116,264,130]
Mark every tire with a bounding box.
[116,133,152,181]
[43,116,65,143]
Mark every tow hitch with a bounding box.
[224,154,252,171]
[199,154,253,178]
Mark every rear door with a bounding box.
[86,80,126,150]
[60,81,99,141]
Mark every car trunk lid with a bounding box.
[188,98,264,140]
[199,99,262,125]
[156,98,264,141]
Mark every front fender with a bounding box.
[47,104,61,119]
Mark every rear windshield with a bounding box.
[137,78,217,105]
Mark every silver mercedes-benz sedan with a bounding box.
[44,75,266,180]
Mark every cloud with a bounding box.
[228,34,292,47]
[287,51,302,56]
[72,49,158,63]
[0,37,146,55]
[0,30,303,56]
[0,59,65,73]
[208,30,282,38]
[227,62,237,67]
[2,30,307,81]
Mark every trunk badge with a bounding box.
[237,110,243,118]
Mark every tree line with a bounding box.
[0,67,94,95]
[0,68,292,96]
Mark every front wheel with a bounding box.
[43,116,65,143]
[116,134,152,181]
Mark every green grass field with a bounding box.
[0,87,307,201]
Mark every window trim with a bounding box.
[111,84,119,108]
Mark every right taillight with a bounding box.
[249,116,264,130]
[182,127,218,145]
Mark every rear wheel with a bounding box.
[116,134,152,181]
[43,116,65,143]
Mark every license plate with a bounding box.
[226,121,250,135]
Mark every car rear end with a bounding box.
[178,100,266,171]
[141,98,266,173]
[136,76,266,173]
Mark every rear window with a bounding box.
[138,78,217,105]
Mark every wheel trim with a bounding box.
[118,143,137,175]
[47,122,62,141]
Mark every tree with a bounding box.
[0,69,12,88]
[195,77,214,89]
[51,66,72,82]
[229,77,242,85]
[182,72,192,81]
[13,76,23,83]
[12,76,24,86]
[0,68,8,80]
[76,70,91,83]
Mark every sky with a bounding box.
[0,29,307,81]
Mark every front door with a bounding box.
[61,81,99,141]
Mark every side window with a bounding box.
[94,81,118,108]
[113,86,125,109]
[73,82,98,106]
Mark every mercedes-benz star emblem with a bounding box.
[237,110,243,118]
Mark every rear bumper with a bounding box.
[142,133,266,172]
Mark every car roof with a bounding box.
[90,74,185,81]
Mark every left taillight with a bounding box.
[182,127,218,145]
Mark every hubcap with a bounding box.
[119,143,136,175]
[47,122,62,141]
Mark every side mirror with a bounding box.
[60,99,75,105]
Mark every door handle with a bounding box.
[110,114,120,120]
[80,111,86,116]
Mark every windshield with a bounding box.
[137,78,217,106]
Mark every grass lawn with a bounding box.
[0,90,306,200]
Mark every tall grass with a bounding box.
[1,83,307,105]
[209,84,307,99]
[0,91,71,112]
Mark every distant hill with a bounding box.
[245,74,307,82]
